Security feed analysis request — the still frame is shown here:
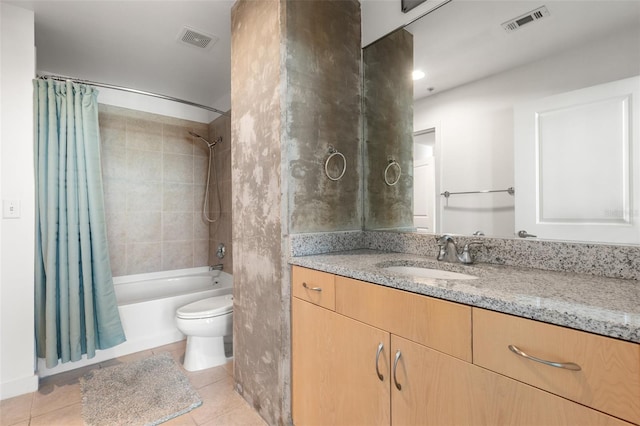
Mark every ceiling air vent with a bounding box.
[502,6,550,33]
[177,27,218,50]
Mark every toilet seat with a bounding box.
[176,294,233,319]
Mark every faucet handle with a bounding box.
[458,240,483,264]
[462,240,484,250]
[436,234,455,245]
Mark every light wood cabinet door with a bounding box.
[390,335,633,426]
[292,297,391,426]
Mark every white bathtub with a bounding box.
[38,266,232,378]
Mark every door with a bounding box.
[514,75,640,243]
[292,298,391,426]
[413,130,436,230]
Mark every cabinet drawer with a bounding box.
[291,266,335,310]
[473,308,640,425]
[335,276,472,362]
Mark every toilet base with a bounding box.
[183,335,231,372]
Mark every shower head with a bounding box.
[189,131,221,148]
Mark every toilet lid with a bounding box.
[176,294,233,319]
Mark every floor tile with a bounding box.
[189,376,245,425]
[0,393,33,425]
[184,365,230,390]
[4,421,30,426]
[30,381,81,417]
[201,399,267,426]
[29,402,84,426]
[163,412,198,426]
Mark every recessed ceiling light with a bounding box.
[412,70,426,80]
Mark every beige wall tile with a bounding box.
[164,153,194,184]
[163,211,194,241]
[127,211,161,242]
[193,212,209,240]
[162,241,194,270]
[108,242,127,277]
[127,149,162,182]
[163,123,194,155]
[103,178,127,214]
[105,210,127,243]
[164,183,195,212]
[101,146,127,179]
[127,242,162,274]
[193,239,210,267]
[127,181,162,212]
[100,105,230,276]
[99,111,126,151]
[126,117,162,151]
[194,155,209,185]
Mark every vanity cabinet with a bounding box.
[291,265,638,426]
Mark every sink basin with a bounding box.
[383,266,478,280]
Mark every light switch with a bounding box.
[3,200,20,219]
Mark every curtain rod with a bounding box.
[38,74,230,117]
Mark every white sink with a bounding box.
[383,266,478,280]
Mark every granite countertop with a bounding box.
[289,250,640,344]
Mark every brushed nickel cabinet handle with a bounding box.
[375,343,384,381]
[393,350,402,390]
[302,282,322,292]
[508,345,581,371]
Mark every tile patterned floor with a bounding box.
[0,341,266,426]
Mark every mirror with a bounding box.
[363,0,640,244]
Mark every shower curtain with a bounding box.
[34,79,125,368]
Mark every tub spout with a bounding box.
[210,264,223,271]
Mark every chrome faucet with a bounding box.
[435,235,483,265]
[209,264,223,271]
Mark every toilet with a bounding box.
[175,294,233,371]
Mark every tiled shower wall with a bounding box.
[99,104,228,276]
[208,113,233,271]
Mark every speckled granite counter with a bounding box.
[289,250,640,343]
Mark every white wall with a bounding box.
[360,0,449,46]
[414,26,640,238]
[0,3,38,399]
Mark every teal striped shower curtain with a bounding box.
[34,79,125,368]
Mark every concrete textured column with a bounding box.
[231,0,361,424]
[363,28,414,230]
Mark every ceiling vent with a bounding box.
[177,27,218,50]
[502,6,550,33]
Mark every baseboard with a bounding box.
[0,373,39,400]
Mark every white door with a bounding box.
[414,130,436,230]
[514,76,640,244]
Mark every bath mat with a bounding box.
[80,352,202,426]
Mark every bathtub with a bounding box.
[38,266,232,378]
